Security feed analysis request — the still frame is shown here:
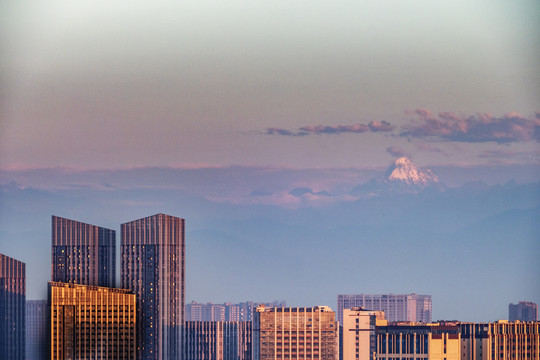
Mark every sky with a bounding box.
[0,1,539,322]
[1,0,539,170]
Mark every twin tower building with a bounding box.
[50,213,185,360]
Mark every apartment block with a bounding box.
[342,308,386,360]
[48,281,136,360]
[253,305,339,360]
[186,300,287,322]
[460,321,540,360]
[509,302,538,321]
[338,294,431,325]
[375,322,461,360]
[182,321,252,360]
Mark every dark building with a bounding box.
[26,300,47,360]
[509,301,538,321]
[183,321,252,360]
[48,281,136,360]
[0,253,26,360]
[121,213,185,360]
[51,215,116,287]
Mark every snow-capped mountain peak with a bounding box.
[387,157,439,185]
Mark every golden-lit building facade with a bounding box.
[460,321,540,360]
[376,322,461,360]
[375,321,540,360]
[48,281,136,360]
[253,305,339,360]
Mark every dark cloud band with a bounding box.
[266,121,394,136]
[401,109,540,143]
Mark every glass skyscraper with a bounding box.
[51,215,116,287]
[0,252,26,360]
[121,213,185,360]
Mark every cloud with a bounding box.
[299,124,369,134]
[401,110,540,143]
[265,128,308,136]
[386,146,408,158]
[368,121,394,132]
[266,121,394,136]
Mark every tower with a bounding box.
[51,215,116,287]
[0,253,26,360]
[121,213,185,360]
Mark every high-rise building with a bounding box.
[48,281,136,360]
[51,215,116,287]
[185,300,287,322]
[509,301,538,321]
[182,321,252,360]
[0,253,26,360]
[342,308,386,360]
[253,305,339,360]
[26,300,47,360]
[121,213,185,360]
[337,294,431,325]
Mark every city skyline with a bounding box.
[1,0,539,323]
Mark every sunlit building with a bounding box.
[342,308,386,360]
[26,299,47,360]
[0,253,26,360]
[48,281,136,360]
[182,321,252,360]
[371,320,540,360]
[253,305,339,360]
[509,301,538,321]
[121,213,185,360]
[460,321,540,360]
[338,294,431,325]
[51,215,116,287]
[375,322,461,360]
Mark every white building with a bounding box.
[337,294,431,325]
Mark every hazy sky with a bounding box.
[0,1,539,321]
[1,0,539,170]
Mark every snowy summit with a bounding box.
[387,157,439,185]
